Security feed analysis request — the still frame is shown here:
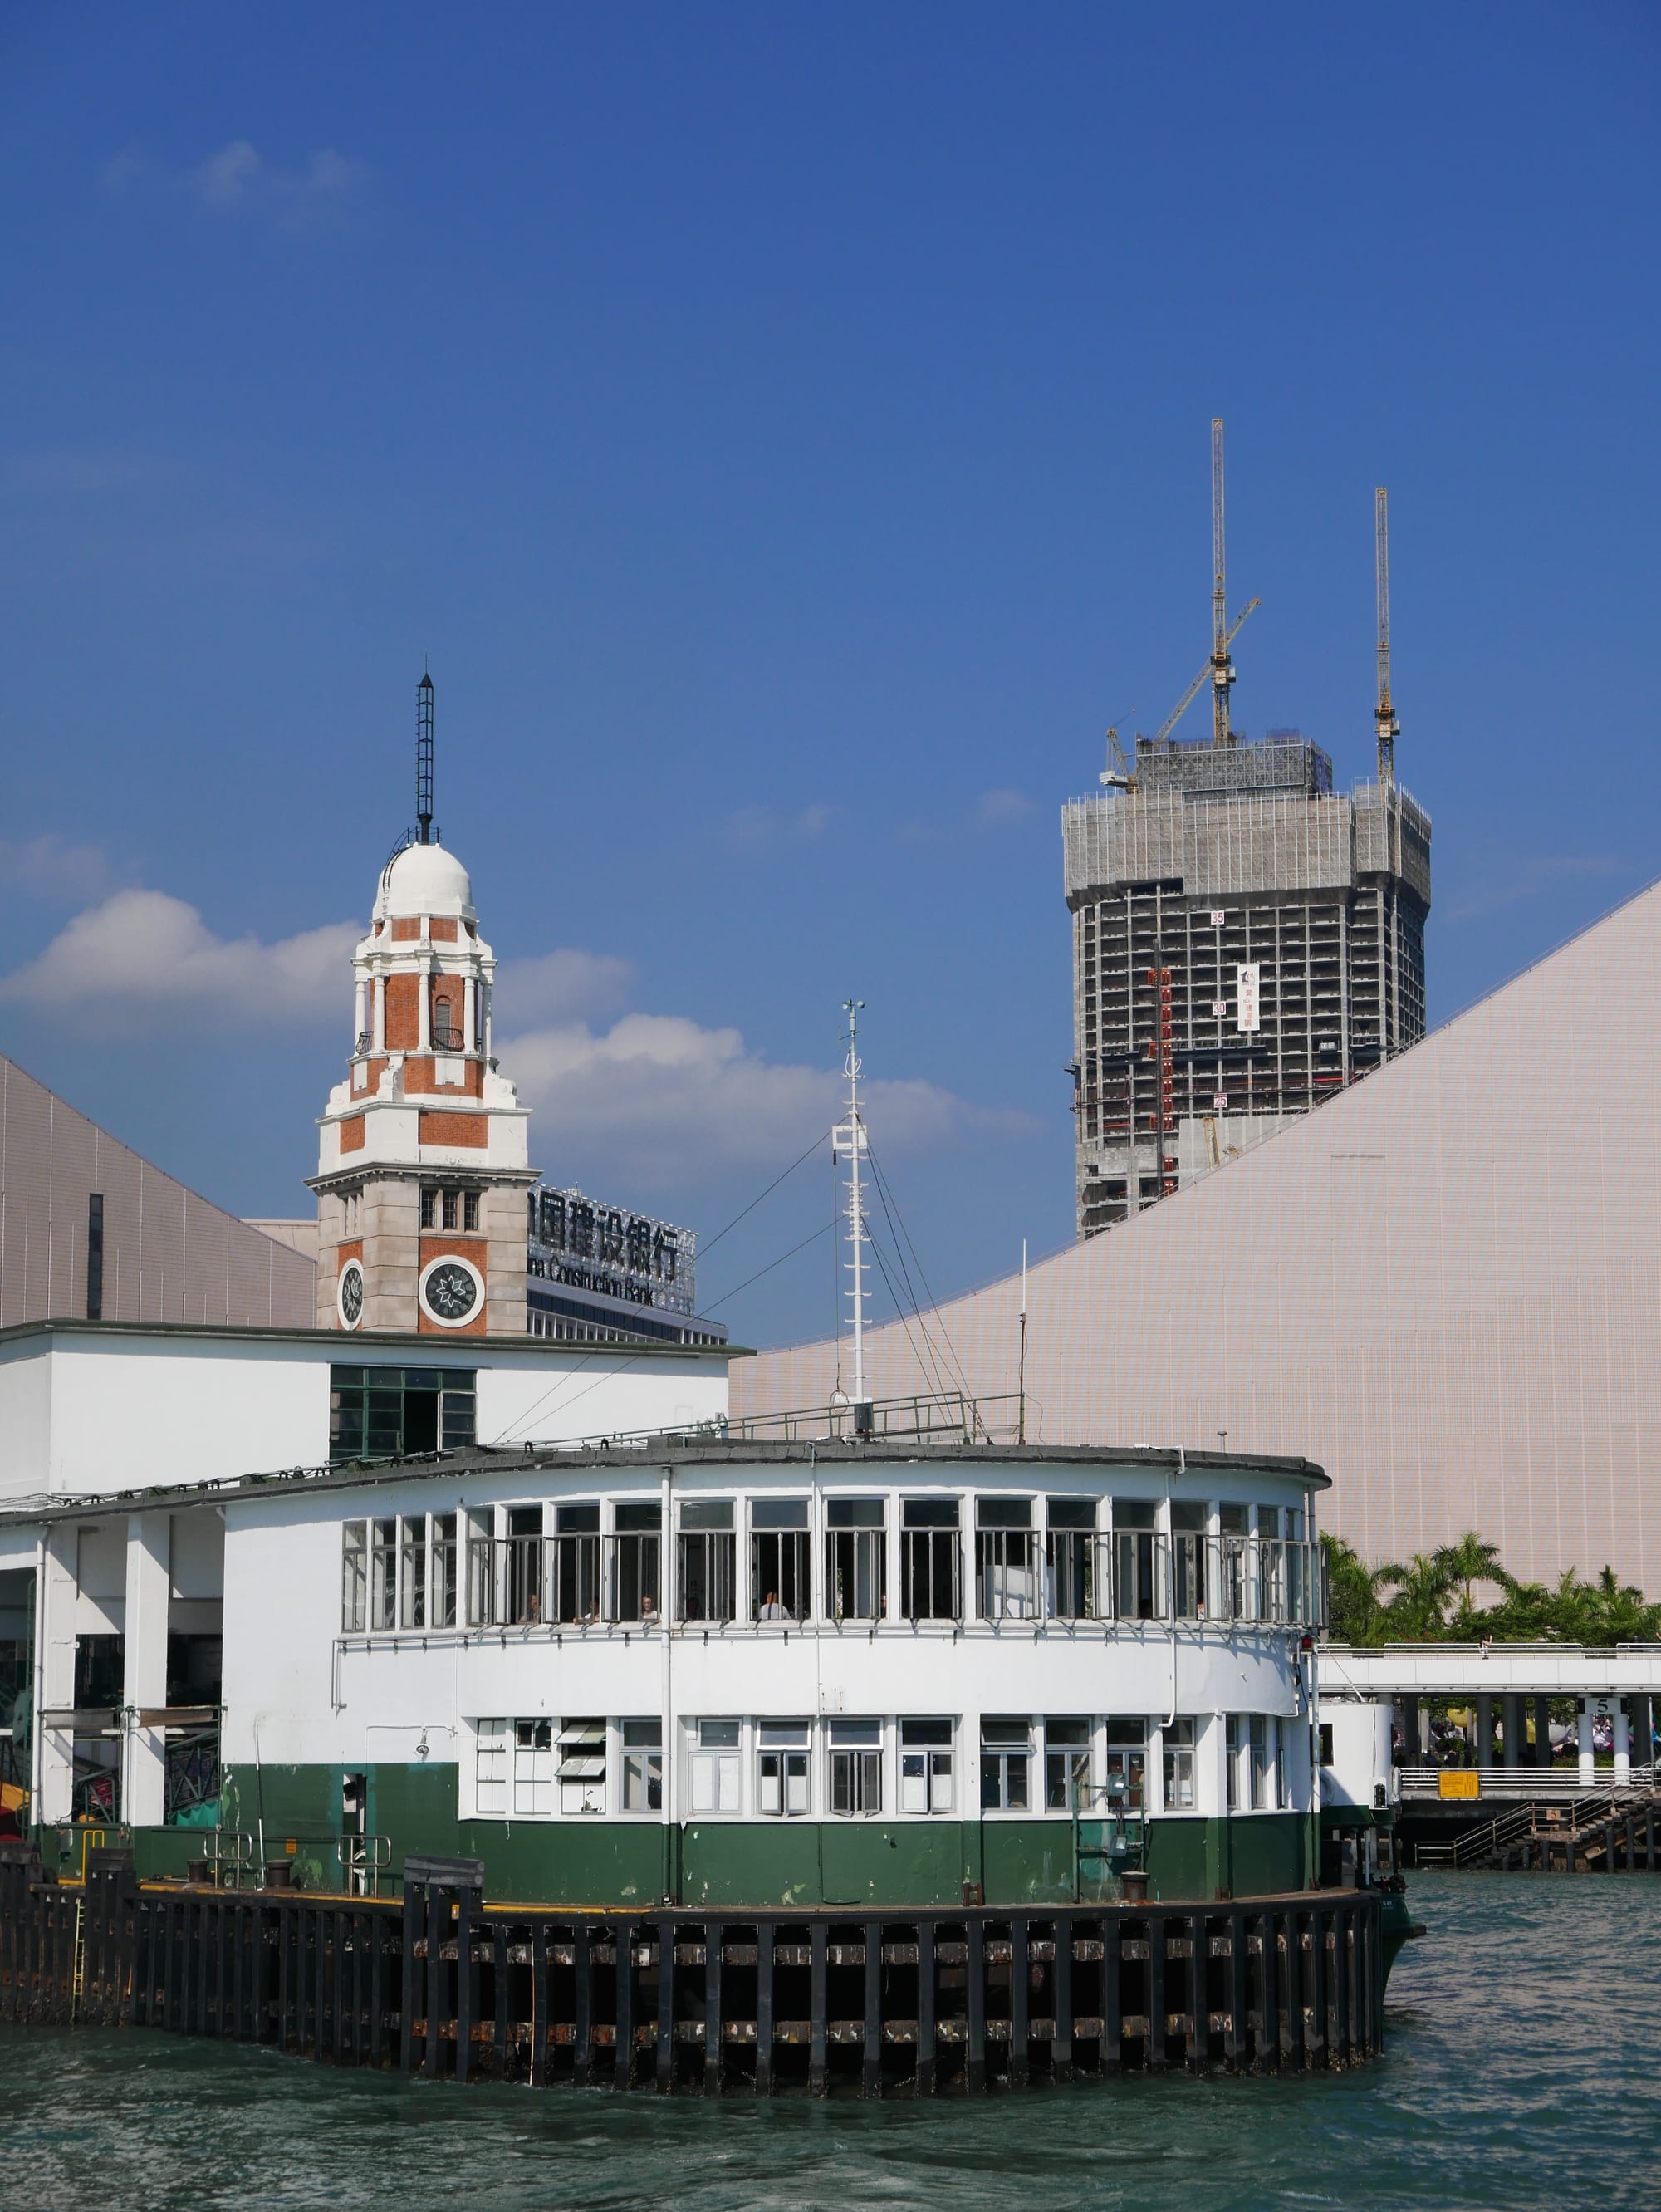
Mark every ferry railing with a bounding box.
[336,1832,393,1898]
[724,1390,1022,1445]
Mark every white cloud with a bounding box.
[0,836,110,905]
[976,787,1036,826]
[494,948,634,1025]
[722,802,833,851]
[104,141,367,229]
[0,890,357,1032]
[502,1011,1007,1190]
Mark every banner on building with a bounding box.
[1236,963,1261,1035]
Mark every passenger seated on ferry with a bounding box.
[640,1596,658,1621]
[759,1589,786,1620]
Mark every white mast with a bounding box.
[834,998,872,1418]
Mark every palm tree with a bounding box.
[1320,1535,1404,1645]
[1381,1553,1453,1641]
[1433,1532,1506,1617]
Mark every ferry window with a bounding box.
[980,1716,1031,1811]
[826,1498,885,1621]
[1216,1512,1248,1621]
[1170,1502,1207,1621]
[1318,1722,1334,1768]
[465,1510,496,1626]
[557,1718,606,1815]
[475,1718,507,1815]
[552,1503,600,1623]
[430,1513,458,1627]
[1045,1717,1090,1812]
[399,1517,428,1629]
[1248,1715,1271,1809]
[1256,1505,1281,1538]
[976,1498,1037,1621]
[757,1722,811,1817]
[505,1505,544,1625]
[901,1498,961,1621]
[622,1719,663,1812]
[1217,1504,1247,1535]
[1162,1718,1197,1811]
[1226,1716,1241,1809]
[1112,1503,1163,1622]
[690,1719,742,1813]
[829,1719,883,1814]
[341,1522,367,1633]
[370,1518,397,1631]
[513,1718,554,1816]
[1105,1717,1148,1814]
[1046,1499,1095,1621]
[752,1499,810,1622]
[679,1500,736,1622]
[610,1503,661,1623]
[900,1719,954,1813]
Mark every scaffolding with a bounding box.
[1062,743,1432,1239]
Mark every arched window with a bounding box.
[433,993,457,1050]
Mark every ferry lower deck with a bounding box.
[1,1847,1388,2089]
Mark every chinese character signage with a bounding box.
[527,1185,698,1316]
[1235,963,1261,1035]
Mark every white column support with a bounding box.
[1614,1700,1632,1788]
[417,959,431,1052]
[121,1512,170,1829]
[372,972,386,1052]
[1201,1709,1230,1819]
[35,1530,76,1826]
[1576,1699,1595,1788]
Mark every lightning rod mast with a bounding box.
[416,670,435,843]
[1374,488,1399,786]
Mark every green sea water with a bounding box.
[2,1874,1657,2212]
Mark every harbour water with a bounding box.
[2,1875,1657,2212]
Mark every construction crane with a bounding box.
[1148,598,1261,747]
[1211,418,1234,745]
[1100,718,1134,790]
[1374,486,1399,786]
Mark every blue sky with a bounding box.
[2,3,1657,1348]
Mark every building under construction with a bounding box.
[1063,431,1432,1238]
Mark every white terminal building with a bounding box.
[0,679,1401,1929]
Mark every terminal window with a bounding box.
[330,1366,477,1463]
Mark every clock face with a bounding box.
[421,1258,480,1325]
[338,1262,364,1327]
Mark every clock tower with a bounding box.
[310,677,535,1337]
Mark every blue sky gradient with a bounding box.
[2,4,1657,1345]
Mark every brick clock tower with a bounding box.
[311,677,534,1337]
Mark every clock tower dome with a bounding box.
[310,677,535,1336]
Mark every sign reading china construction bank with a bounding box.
[1236,963,1262,1035]
[527,1185,698,1317]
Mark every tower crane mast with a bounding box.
[1374,487,1399,786]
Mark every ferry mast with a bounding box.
[834,998,873,1428]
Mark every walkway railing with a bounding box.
[1399,1763,1659,1803]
